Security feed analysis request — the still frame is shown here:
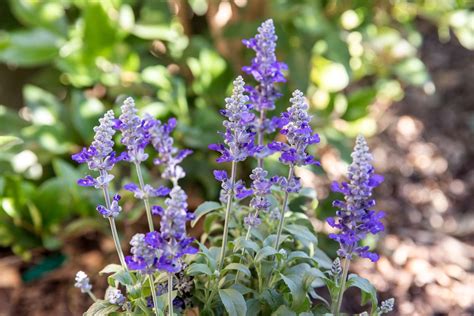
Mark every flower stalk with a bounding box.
[274,165,294,250]
[218,161,237,270]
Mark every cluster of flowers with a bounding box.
[73,96,196,309]
[73,19,390,315]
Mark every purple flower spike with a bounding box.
[326,135,385,262]
[71,110,118,172]
[209,76,257,163]
[150,117,192,182]
[272,90,320,170]
[118,97,150,163]
[77,175,97,187]
[242,19,287,113]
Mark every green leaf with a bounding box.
[346,274,378,314]
[342,88,377,121]
[223,263,251,277]
[218,288,247,316]
[272,305,297,316]
[84,300,119,316]
[284,224,317,247]
[234,236,260,253]
[24,85,63,126]
[191,201,222,227]
[111,270,134,286]
[99,264,123,275]
[0,28,61,66]
[313,249,333,269]
[187,263,213,276]
[8,0,67,36]
[394,57,430,86]
[255,246,278,262]
[83,2,119,58]
[0,136,23,150]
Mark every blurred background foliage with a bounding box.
[0,0,472,259]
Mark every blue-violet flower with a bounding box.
[326,135,385,262]
[208,76,257,162]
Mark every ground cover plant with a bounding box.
[72,20,394,316]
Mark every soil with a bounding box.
[0,21,473,316]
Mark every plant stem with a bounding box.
[334,257,351,315]
[257,109,266,169]
[218,161,237,271]
[234,226,252,283]
[168,273,174,316]
[135,162,154,232]
[87,290,97,302]
[100,177,127,270]
[149,275,159,316]
[273,165,294,250]
[108,217,128,269]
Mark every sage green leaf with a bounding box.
[99,264,123,275]
[191,201,222,227]
[255,246,278,262]
[187,263,213,276]
[346,273,378,314]
[0,136,23,150]
[111,270,134,286]
[223,263,251,277]
[272,305,297,316]
[285,224,318,247]
[84,300,119,316]
[234,236,260,253]
[218,288,247,316]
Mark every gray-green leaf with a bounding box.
[218,288,247,316]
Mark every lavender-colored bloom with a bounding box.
[269,90,320,167]
[271,174,302,193]
[377,298,395,314]
[117,97,150,163]
[72,110,124,172]
[74,271,92,293]
[326,135,385,262]
[158,186,197,273]
[150,117,192,182]
[106,287,126,305]
[244,213,262,228]
[125,232,162,274]
[242,19,287,113]
[244,168,272,228]
[96,194,122,218]
[124,183,170,199]
[214,170,253,204]
[209,76,257,163]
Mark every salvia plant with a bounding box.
[73,20,394,316]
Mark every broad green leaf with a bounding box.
[84,300,119,316]
[234,236,260,253]
[342,88,377,121]
[272,304,297,316]
[0,136,23,150]
[272,305,297,316]
[218,288,247,316]
[313,248,333,269]
[191,201,222,227]
[223,263,251,277]
[111,270,134,286]
[346,274,378,314]
[99,264,123,275]
[284,224,318,247]
[24,85,63,126]
[187,263,213,276]
[8,0,67,36]
[255,246,278,262]
[0,28,61,66]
